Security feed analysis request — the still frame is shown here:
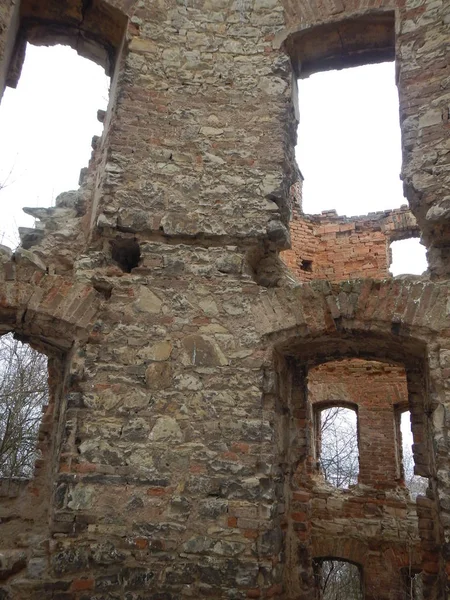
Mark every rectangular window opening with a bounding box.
[0,333,49,481]
[317,405,359,489]
[399,410,428,500]
[296,61,404,219]
[0,43,110,249]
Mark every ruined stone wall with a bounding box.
[282,206,420,282]
[0,0,449,599]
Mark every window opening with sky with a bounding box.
[0,44,110,248]
[296,62,427,275]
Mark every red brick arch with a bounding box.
[0,261,101,352]
[257,279,447,356]
[312,538,420,582]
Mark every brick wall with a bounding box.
[282,205,420,282]
[308,359,408,486]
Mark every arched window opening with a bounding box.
[402,568,424,600]
[0,43,110,248]
[0,333,48,480]
[313,558,363,600]
[316,405,359,489]
[399,410,427,499]
[390,239,428,276]
[308,358,413,488]
[296,61,403,218]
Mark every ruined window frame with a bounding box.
[313,557,364,600]
[313,401,360,489]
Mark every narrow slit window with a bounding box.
[318,406,359,488]
[400,410,427,499]
[313,558,363,600]
[0,333,48,479]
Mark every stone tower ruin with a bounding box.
[0,0,450,598]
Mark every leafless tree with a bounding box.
[0,333,48,478]
[319,406,359,488]
[314,559,363,600]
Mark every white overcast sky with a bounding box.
[0,45,109,248]
[0,46,427,274]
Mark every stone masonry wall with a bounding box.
[0,0,449,599]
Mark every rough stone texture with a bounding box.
[0,0,449,599]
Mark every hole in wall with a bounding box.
[390,239,428,276]
[296,62,403,217]
[300,259,313,272]
[0,44,110,248]
[0,333,48,479]
[110,239,141,273]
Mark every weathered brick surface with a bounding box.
[0,0,450,599]
[309,359,408,485]
[282,206,420,282]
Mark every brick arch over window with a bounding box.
[1,0,128,98]
[313,541,368,571]
[0,258,101,551]
[0,261,101,351]
[312,540,421,598]
[312,529,421,568]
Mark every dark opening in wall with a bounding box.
[313,558,363,599]
[300,259,313,272]
[0,333,48,479]
[110,239,141,273]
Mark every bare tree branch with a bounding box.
[0,334,48,478]
[319,407,359,489]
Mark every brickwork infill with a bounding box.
[308,359,408,487]
[302,360,424,600]
[282,206,420,282]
